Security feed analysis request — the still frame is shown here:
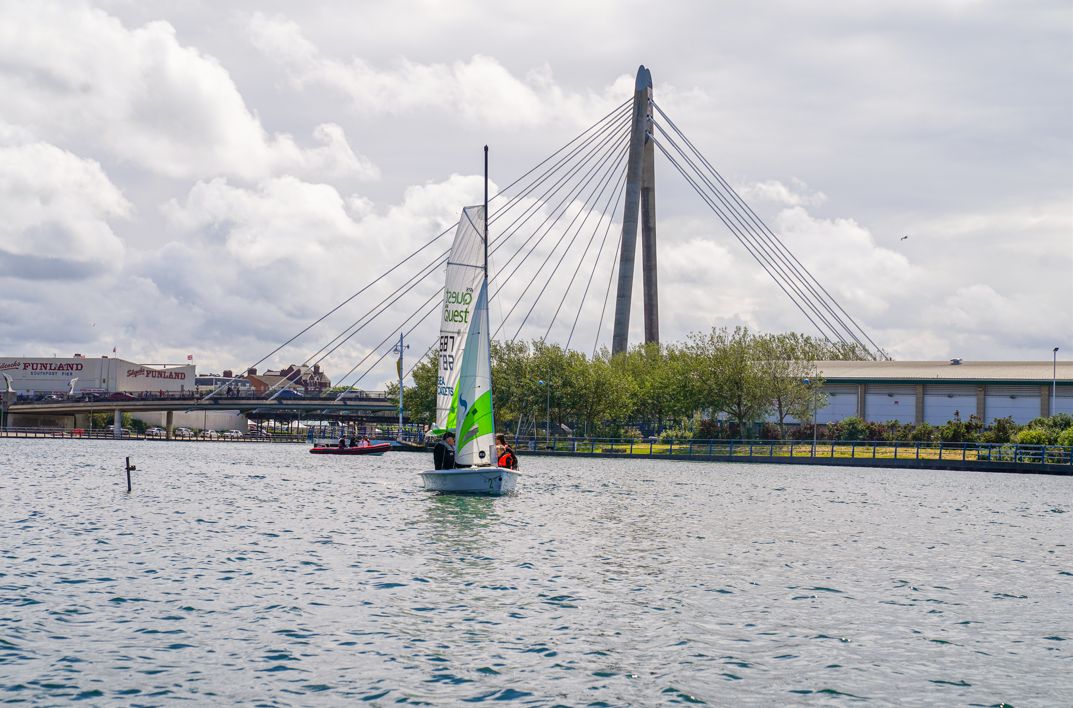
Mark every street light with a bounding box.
[803,377,817,458]
[537,379,550,447]
[1053,347,1060,417]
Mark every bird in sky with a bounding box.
[900,235,909,241]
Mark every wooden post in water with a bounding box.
[125,456,136,492]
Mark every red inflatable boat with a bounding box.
[309,442,392,455]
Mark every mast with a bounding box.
[396,332,405,441]
[484,145,496,462]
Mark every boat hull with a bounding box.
[420,467,519,495]
[309,443,392,455]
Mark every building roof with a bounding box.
[817,360,1073,385]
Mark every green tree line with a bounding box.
[402,327,868,438]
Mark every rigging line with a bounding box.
[543,149,630,343]
[490,125,632,337]
[484,114,630,269]
[652,124,864,353]
[652,121,873,357]
[510,140,631,344]
[652,102,883,358]
[651,136,844,344]
[211,104,635,401]
[593,213,622,358]
[566,162,629,351]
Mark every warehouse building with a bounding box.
[813,360,1073,425]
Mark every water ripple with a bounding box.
[0,440,1069,704]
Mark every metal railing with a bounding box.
[0,427,308,443]
[13,390,393,404]
[515,437,1073,466]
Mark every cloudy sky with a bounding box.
[1,0,1070,387]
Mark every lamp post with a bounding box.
[1053,347,1060,417]
[803,377,817,457]
[538,380,550,447]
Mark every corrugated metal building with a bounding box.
[811,360,1073,425]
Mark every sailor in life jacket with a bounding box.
[495,434,519,470]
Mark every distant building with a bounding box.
[809,360,1073,425]
[195,369,255,396]
[0,354,194,396]
[245,363,330,396]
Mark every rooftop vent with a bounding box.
[949,358,962,365]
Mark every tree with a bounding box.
[404,353,438,425]
[754,332,827,438]
[686,327,772,435]
[570,350,636,435]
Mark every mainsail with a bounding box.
[433,205,496,466]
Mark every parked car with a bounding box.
[105,425,131,437]
[145,427,166,437]
[174,427,195,437]
[273,389,304,399]
[221,430,243,439]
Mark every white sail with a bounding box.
[433,205,495,466]
[453,280,495,465]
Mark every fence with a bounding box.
[517,437,1073,466]
[0,427,307,443]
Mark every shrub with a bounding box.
[906,422,937,442]
[980,416,1018,444]
[758,422,781,440]
[659,426,693,442]
[695,418,721,440]
[831,417,868,441]
[1015,428,1048,445]
[1057,426,1073,447]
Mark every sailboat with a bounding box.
[420,147,520,496]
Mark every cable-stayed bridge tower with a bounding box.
[611,65,659,355]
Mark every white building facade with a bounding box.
[0,356,194,395]
[810,360,1073,426]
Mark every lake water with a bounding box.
[0,439,1069,705]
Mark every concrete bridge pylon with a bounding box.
[611,65,659,356]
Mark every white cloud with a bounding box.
[0,142,130,280]
[247,12,636,129]
[0,2,376,181]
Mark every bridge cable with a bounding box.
[651,121,872,356]
[652,101,884,358]
[203,100,632,400]
[321,119,635,388]
[493,129,631,338]
[565,164,629,350]
[540,149,631,343]
[651,124,861,352]
[650,135,845,346]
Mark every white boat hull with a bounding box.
[420,467,520,495]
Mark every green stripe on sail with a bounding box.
[457,389,493,452]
